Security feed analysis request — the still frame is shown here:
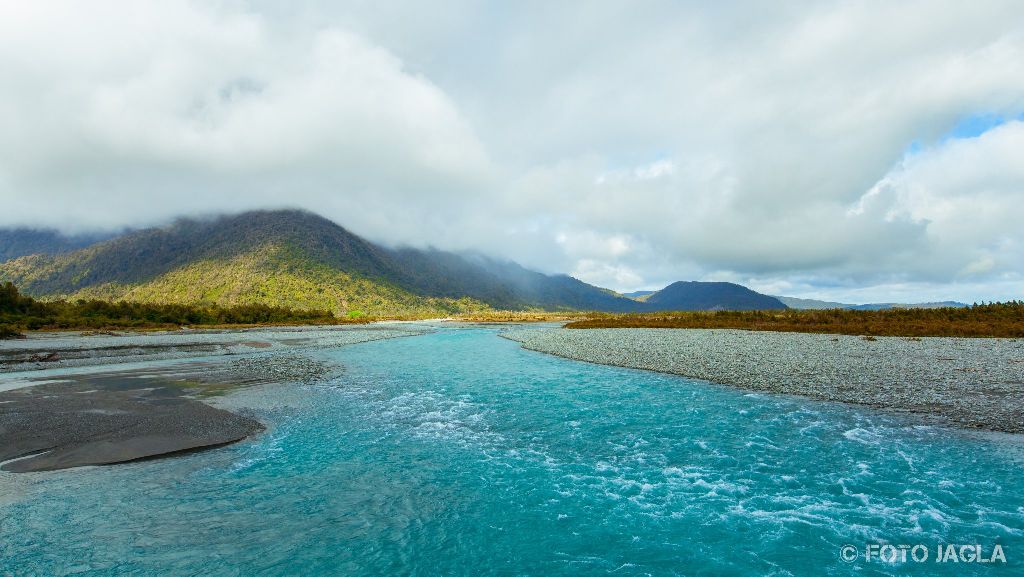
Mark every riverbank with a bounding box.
[562,302,1024,338]
[0,324,430,472]
[0,324,428,376]
[503,327,1024,433]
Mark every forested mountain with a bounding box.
[390,248,643,311]
[643,281,787,311]
[0,229,113,262]
[0,210,641,315]
[775,296,968,310]
[0,210,798,315]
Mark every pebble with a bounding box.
[503,327,1024,433]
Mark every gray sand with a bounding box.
[0,381,263,472]
[0,324,428,375]
[0,324,429,472]
[504,327,1024,433]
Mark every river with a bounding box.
[2,326,1021,575]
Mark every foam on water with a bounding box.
[1,327,1022,576]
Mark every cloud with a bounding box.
[0,1,490,235]
[1,0,1023,302]
[861,120,1024,282]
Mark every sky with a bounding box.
[1,1,1022,303]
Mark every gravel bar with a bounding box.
[0,324,430,472]
[0,324,427,374]
[503,327,1024,433]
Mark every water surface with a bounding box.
[2,327,1022,575]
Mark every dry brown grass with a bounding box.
[562,303,1024,338]
[449,311,592,323]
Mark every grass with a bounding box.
[561,302,1024,338]
[449,311,592,323]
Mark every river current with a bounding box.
[2,327,1021,575]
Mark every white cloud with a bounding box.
[0,1,490,236]
[1,0,1023,302]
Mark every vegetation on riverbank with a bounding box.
[5,277,1021,339]
[449,311,591,323]
[0,282,351,336]
[562,302,1024,337]
[0,280,584,336]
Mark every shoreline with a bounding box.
[7,322,1021,475]
[0,323,430,376]
[0,325,429,472]
[503,327,1024,434]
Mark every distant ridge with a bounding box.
[847,301,969,310]
[642,281,787,311]
[775,296,968,310]
[622,290,655,300]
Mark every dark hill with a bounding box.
[642,281,787,311]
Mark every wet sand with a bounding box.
[0,378,264,472]
[0,324,429,472]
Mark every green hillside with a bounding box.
[2,246,488,317]
[0,210,805,315]
[66,245,490,317]
[0,212,493,317]
[0,210,642,316]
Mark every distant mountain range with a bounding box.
[774,296,968,310]
[0,229,115,262]
[0,209,963,316]
[621,290,655,299]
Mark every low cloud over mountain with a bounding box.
[1,1,1022,303]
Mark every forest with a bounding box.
[563,302,1024,337]
[0,282,345,338]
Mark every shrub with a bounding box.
[0,324,25,339]
[563,302,1024,338]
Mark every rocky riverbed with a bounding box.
[503,327,1024,433]
[0,324,429,472]
[0,324,428,375]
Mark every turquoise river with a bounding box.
[2,327,1022,576]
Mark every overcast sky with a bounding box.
[1,1,1022,303]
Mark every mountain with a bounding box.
[1,210,806,315]
[383,247,639,312]
[848,301,968,310]
[0,228,113,262]
[775,296,968,310]
[622,290,655,300]
[643,281,787,311]
[0,210,642,316]
[774,296,851,309]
